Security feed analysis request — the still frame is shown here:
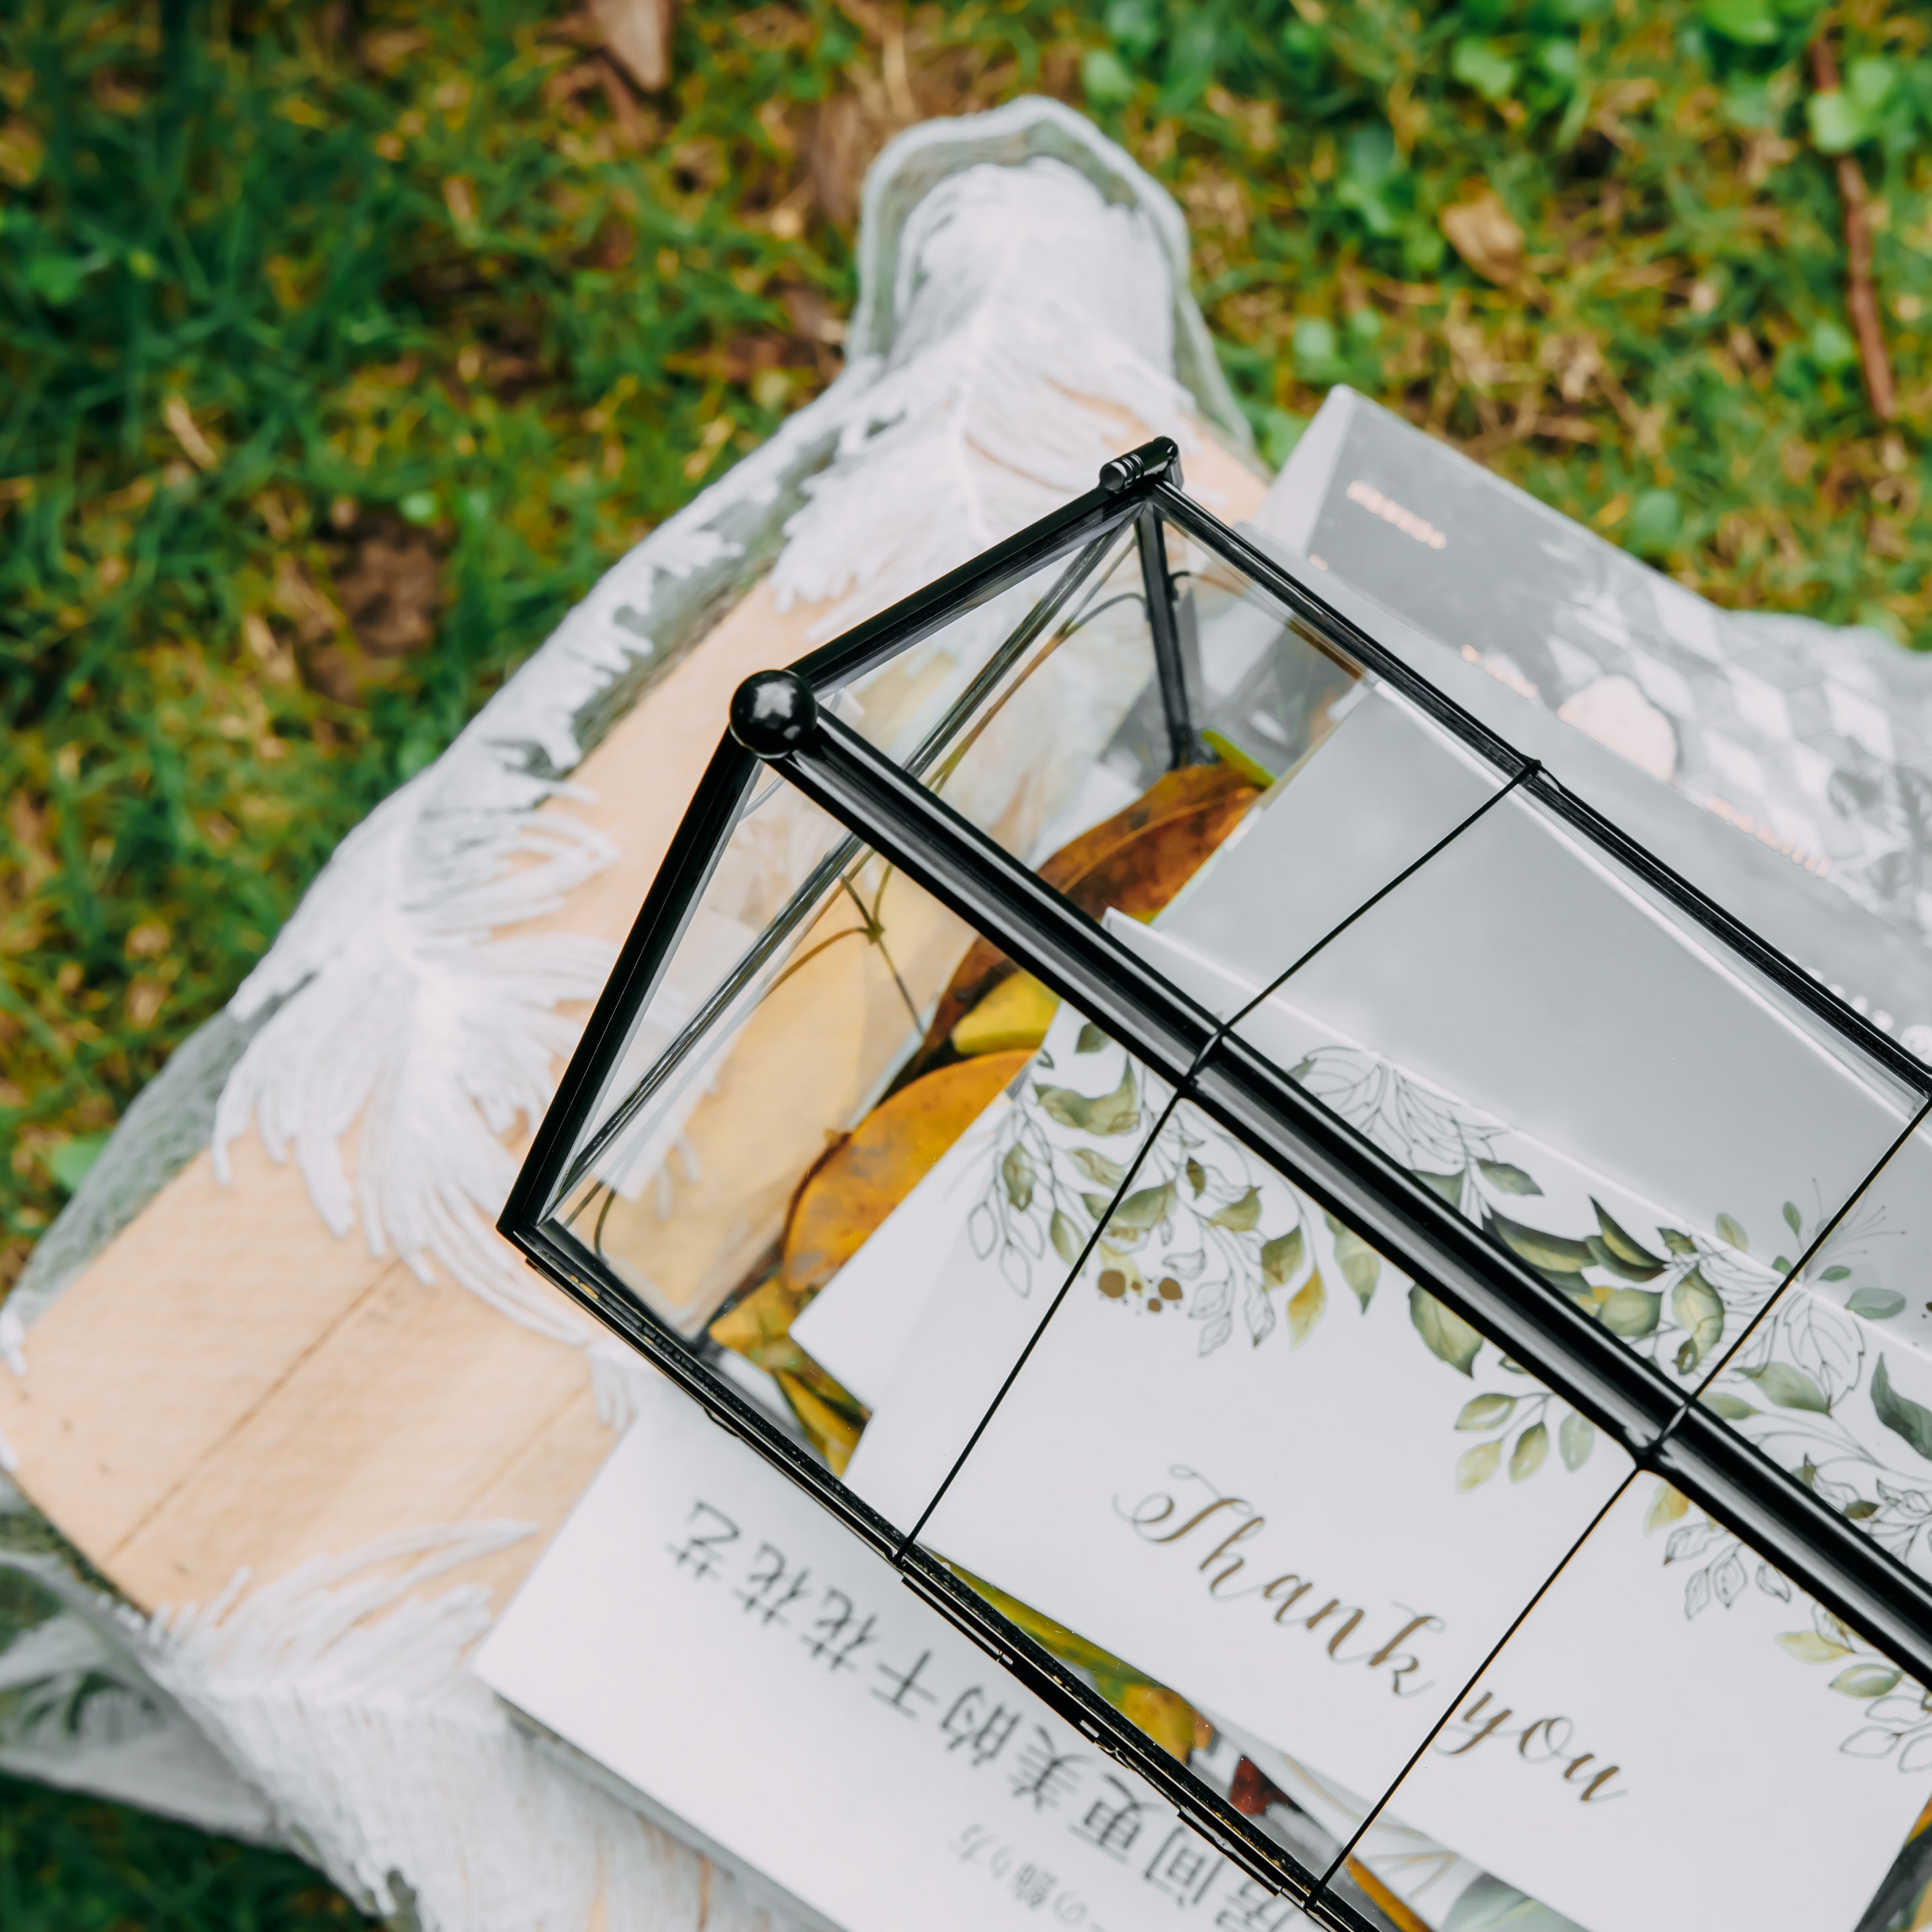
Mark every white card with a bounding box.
[1383,1479,1926,1932]
[897,1065,1634,1804]
[862,1069,1927,1931]
[474,1366,1314,1932]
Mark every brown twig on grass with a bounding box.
[1809,32,1897,422]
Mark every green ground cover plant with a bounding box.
[2,0,1930,1918]
[0,1768,368,1929]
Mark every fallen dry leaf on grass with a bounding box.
[271,555,342,644]
[589,0,673,92]
[163,395,219,470]
[1440,190,1525,286]
[807,94,870,228]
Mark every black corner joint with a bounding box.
[1098,436,1182,495]
[729,667,820,760]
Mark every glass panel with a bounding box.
[542,513,1511,1361]
[1145,530,1510,979]
[1269,387,1932,1063]
[544,530,1132,1203]
[896,1081,1633,1814]
[538,774,1180,1492]
[854,526,1148,862]
[832,1006,1176,1532]
[1342,1477,1932,1932]
[551,826,976,1347]
[1206,769,1923,1392]
[1695,1117,1932,1585]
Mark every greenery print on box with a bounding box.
[979,1017,1781,1486]
[1661,1260,1932,1772]
[983,1011,1932,1767]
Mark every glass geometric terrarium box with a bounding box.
[503,440,1932,1932]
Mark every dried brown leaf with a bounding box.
[1441,192,1525,286]
[783,1049,1031,1297]
[163,396,219,471]
[906,765,1259,1081]
[589,0,674,92]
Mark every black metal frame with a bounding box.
[502,439,1932,1929]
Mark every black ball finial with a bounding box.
[730,668,819,758]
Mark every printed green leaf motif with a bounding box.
[1490,1211,1594,1275]
[1036,1064,1139,1136]
[1209,1186,1261,1231]
[1325,1213,1382,1310]
[1777,1631,1852,1664]
[1821,1265,1851,1282]
[1002,1142,1035,1212]
[1671,1270,1724,1372]
[1584,1234,1665,1283]
[1716,1212,1749,1251]
[1646,1483,1689,1533]
[1598,1287,1663,1337]
[1457,1393,1519,1431]
[1069,1147,1126,1188]
[1700,1391,1759,1421]
[1551,1274,1597,1312]
[1109,1181,1177,1233]
[1081,1193,1113,1223]
[1186,1158,1207,1198]
[1050,1211,1082,1266]
[1848,1289,1906,1320]
[1659,1227,1696,1257]
[1743,1361,1830,1414]
[1414,1167,1464,1207]
[1846,1499,1879,1521]
[1591,1199,1666,1272]
[1457,1440,1503,1491]
[1478,1159,1542,1197]
[1784,1201,1803,1238]
[1260,1227,1305,1288]
[1288,1268,1326,1347]
[1509,1421,1549,1482]
[1831,1663,1902,1699]
[1558,1410,1596,1471]
[1076,1022,1108,1054]
[1411,1286,1482,1376]
[1872,1355,1932,1462]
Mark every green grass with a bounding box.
[3,0,1930,1918]
[0,1769,371,1929]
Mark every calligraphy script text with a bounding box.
[1114,1466,1442,1699]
